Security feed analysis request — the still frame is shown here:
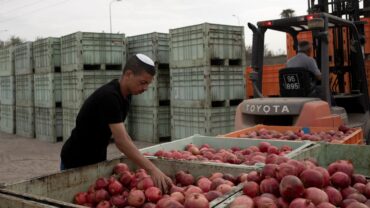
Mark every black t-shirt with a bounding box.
[61,79,131,169]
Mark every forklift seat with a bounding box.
[279,67,317,97]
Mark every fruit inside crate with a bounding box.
[221,125,363,144]
[3,157,257,208]
[141,135,313,167]
[214,150,370,208]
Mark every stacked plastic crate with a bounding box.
[0,46,15,134]
[61,32,126,141]
[32,38,63,142]
[14,42,34,138]
[127,33,171,143]
[169,23,246,140]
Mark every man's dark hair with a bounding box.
[123,55,156,76]
[298,41,311,53]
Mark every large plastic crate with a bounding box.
[0,192,57,208]
[128,105,170,143]
[2,157,252,208]
[62,107,79,141]
[221,124,364,144]
[171,66,245,107]
[0,46,14,76]
[245,64,285,98]
[127,32,169,64]
[131,65,170,106]
[0,104,15,134]
[286,28,342,67]
[61,32,126,72]
[171,106,237,140]
[61,70,121,109]
[15,74,34,107]
[292,143,370,176]
[35,107,62,143]
[170,23,246,67]
[141,135,312,164]
[33,37,61,74]
[14,42,33,75]
[15,106,34,138]
[34,73,61,108]
[0,76,15,105]
[363,17,370,54]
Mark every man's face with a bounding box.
[126,70,154,95]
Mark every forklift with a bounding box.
[235,0,370,142]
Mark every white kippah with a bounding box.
[136,54,155,66]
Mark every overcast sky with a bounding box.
[0,0,308,52]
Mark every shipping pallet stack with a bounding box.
[127,32,171,143]
[14,42,34,138]
[169,23,246,140]
[0,46,15,134]
[33,37,63,142]
[61,32,126,141]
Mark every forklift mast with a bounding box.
[308,0,367,20]
[307,0,368,103]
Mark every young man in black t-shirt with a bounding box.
[60,54,172,192]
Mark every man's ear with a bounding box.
[123,69,133,78]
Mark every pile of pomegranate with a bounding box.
[229,158,370,208]
[73,162,241,208]
[237,125,356,143]
[145,142,294,165]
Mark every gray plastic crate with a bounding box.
[35,107,62,143]
[62,107,79,141]
[0,76,15,105]
[130,66,170,106]
[127,32,169,64]
[170,23,246,67]
[213,191,243,208]
[61,32,126,72]
[14,42,33,75]
[34,73,61,108]
[291,143,370,176]
[33,37,61,74]
[0,46,14,76]
[61,70,121,109]
[171,106,236,140]
[141,135,312,167]
[0,191,57,208]
[15,106,34,138]
[171,66,245,107]
[15,74,34,107]
[128,105,170,143]
[3,157,252,208]
[0,104,15,134]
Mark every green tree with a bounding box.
[0,36,25,48]
[7,36,23,46]
[280,9,295,18]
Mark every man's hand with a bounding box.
[148,168,173,194]
[109,123,173,193]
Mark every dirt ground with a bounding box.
[0,132,154,185]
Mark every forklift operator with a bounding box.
[286,40,322,97]
[286,40,322,81]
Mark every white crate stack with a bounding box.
[14,42,34,138]
[127,32,171,143]
[61,32,126,141]
[169,23,247,140]
[0,46,15,134]
[33,37,63,142]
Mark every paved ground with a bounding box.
[0,132,154,185]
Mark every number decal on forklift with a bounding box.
[283,74,300,90]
